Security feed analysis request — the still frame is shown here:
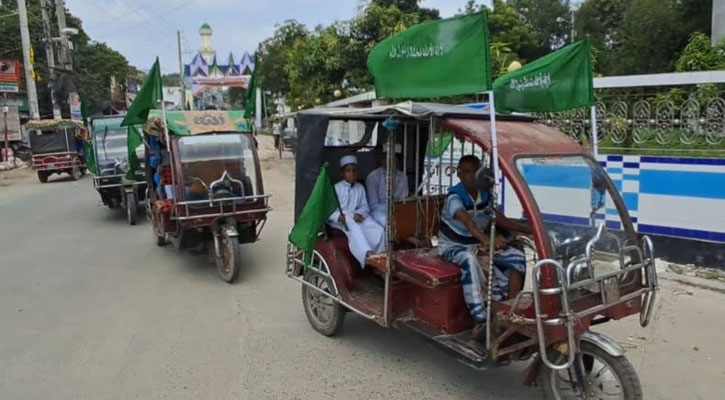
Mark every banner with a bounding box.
[0,60,22,93]
[367,12,491,99]
[493,39,594,113]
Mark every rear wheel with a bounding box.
[302,259,345,336]
[538,341,642,400]
[70,165,81,180]
[216,231,241,283]
[37,171,48,183]
[126,192,137,225]
[80,167,87,176]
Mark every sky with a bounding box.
[64,0,492,74]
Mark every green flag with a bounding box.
[427,132,453,158]
[367,12,492,99]
[244,55,258,119]
[83,138,96,175]
[122,57,163,127]
[493,39,594,113]
[125,125,143,180]
[288,163,340,264]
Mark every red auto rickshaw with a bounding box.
[286,103,657,399]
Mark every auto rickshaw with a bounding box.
[286,103,658,399]
[26,119,87,183]
[144,110,271,283]
[278,115,297,159]
[89,115,146,225]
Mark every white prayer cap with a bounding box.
[340,154,358,168]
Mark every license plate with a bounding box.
[47,163,55,168]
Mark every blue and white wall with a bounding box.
[597,155,725,243]
[427,153,725,244]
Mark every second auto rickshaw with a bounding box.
[144,110,271,283]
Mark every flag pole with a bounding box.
[485,89,500,351]
[590,105,599,157]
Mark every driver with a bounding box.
[438,155,531,341]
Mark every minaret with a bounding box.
[199,22,215,63]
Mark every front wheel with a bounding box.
[215,231,241,283]
[70,165,81,180]
[126,192,137,225]
[37,171,48,183]
[302,265,345,336]
[538,341,642,400]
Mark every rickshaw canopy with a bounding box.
[144,110,253,137]
[26,119,85,131]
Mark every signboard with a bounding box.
[0,60,22,93]
[147,110,252,135]
[0,106,22,142]
[69,92,82,120]
[190,75,250,88]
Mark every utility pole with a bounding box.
[177,31,185,110]
[570,9,575,43]
[40,0,61,119]
[16,0,40,119]
[54,0,71,71]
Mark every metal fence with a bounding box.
[539,95,725,154]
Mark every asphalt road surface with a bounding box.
[1,138,723,399]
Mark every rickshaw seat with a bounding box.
[393,249,461,287]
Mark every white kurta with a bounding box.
[365,167,409,225]
[328,180,386,267]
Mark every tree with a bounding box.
[458,1,538,76]
[511,0,570,59]
[256,20,307,96]
[0,2,130,116]
[615,0,688,74]
[284,24,348,109]
[575,0,627,75]
[162,73,180,86]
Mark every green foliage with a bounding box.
[162,73,180,86]
[676,33,725,72]
[0,1,129,116]
[256,20,307,96]
[577,0,714,76]
[511,0,571,59]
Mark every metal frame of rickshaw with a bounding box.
[162,131,272,228]
[286,106,658,379]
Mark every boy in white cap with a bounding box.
[328,154,386,267]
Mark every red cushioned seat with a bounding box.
[393,249,461,287]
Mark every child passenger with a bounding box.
[328,155,386,268]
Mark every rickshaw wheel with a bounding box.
[37,171,48,183]
[538,342,642,400]
[302,266,344,336]
[126,192,137,225]
[216,232,241,283]
[70,166,81,180]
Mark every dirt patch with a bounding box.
[0,167,35,188]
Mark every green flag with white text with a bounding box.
[367,12,492,99]
[493,39,594,113]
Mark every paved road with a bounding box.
[1,146,722,399]
[0,166,538,400]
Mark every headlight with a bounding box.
[119,160,130,173]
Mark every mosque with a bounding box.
[183,23,255,110]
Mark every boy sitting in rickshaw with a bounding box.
[438,155,531,340]
[328,155,386,268]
